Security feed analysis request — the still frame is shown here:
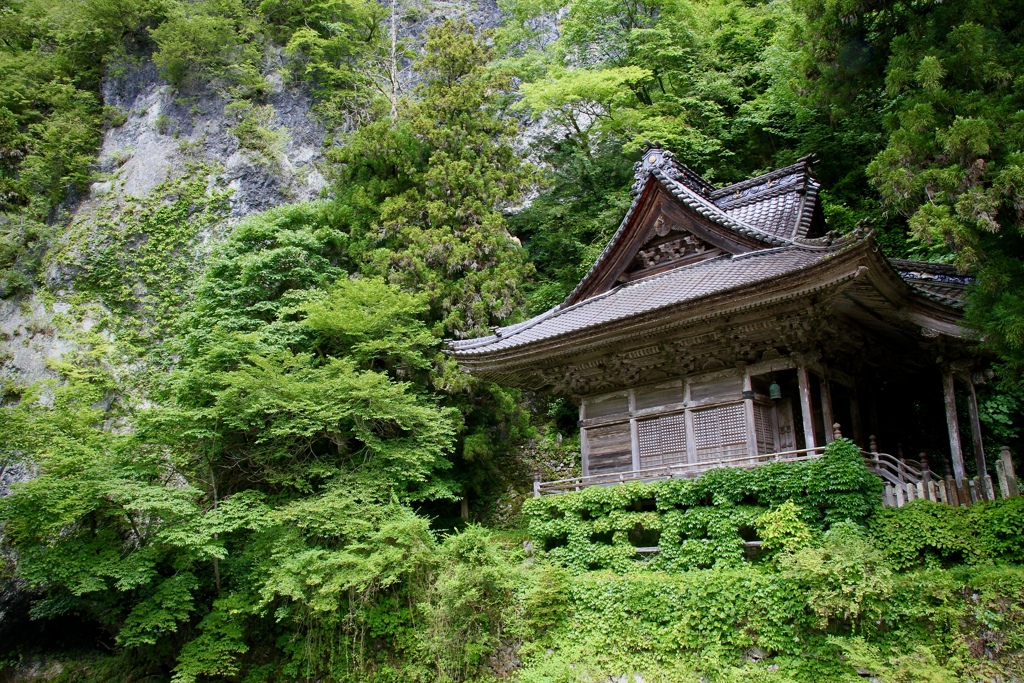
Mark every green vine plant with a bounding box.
[524,439,883,573]
[48,162,233,354]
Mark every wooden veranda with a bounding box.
[533,424,1021,509]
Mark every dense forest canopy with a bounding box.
[2,0,1024,680]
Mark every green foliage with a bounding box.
[417,526,523,682]
[8,0,1024,680]
[227,101,289,166]
[869,496,1024,569]
[0,0,164,224]
[506,0,809,308]
[525,439,881,573]
[150,0,265,89]
[755,500,813,553]
[511,538,1024,682]
[326,19,538,505]
[265,0,388,125]
[0,215,53,297]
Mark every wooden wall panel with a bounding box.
[586,393,630,419]
[690,376,743,403]
[585,422,633,474]
[635,380,684,410]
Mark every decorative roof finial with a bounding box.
[631,146,714,198]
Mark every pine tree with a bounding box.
[335,19,534,339]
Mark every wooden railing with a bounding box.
[862,450,942,487]
[534,442,1012,508]
[534,446,827,497]
[862,449,997,507]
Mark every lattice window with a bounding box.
[692,403,749,462]
[638,413,688,469]
[754,402,776,454]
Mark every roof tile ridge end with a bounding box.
[793,176,822,239]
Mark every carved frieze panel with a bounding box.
[625,214,722,277]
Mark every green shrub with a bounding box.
[869,495,1024,569]
[150,0,263,88]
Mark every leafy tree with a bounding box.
[1,202,461,677]
[506,0,809,307]
[263,0,389,125]
[327,20,538,506]
[150,0,265,88]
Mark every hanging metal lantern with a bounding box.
[769,380,782,401]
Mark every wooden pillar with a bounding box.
[942,371,967,487]
[849,384,865,447]
[797,365,816,450]
[819,373,835,444]
[628,390,640,472]
[579,401,590,477]
[629,420,640,472]
[684,379,697,464]
[963,377,988,499]
[743,370,758,457]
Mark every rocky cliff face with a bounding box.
[0,0,557,390]
[0,55,327,386]
[96,59,327,217]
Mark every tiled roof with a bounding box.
[449,149,968,362]
[564,154,827,309]
[655,170,796,246]
[562,167,799,308]
[711,159,821,239]
[905,282,968,308]
[451,247,832,355]
[890,258,972,309]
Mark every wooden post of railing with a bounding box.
[917,452,929,500]
[869,435,879,472]
[944,460,960,506]
[1001,446,1019,498]
[533,468,542,498]
[833,423,842,440]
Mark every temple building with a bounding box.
[449,149,990,499]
